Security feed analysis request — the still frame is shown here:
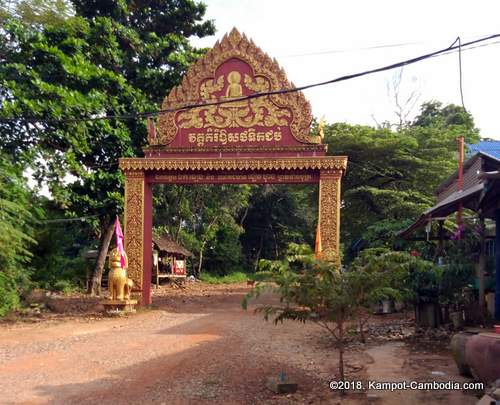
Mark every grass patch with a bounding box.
[198,272,249,284]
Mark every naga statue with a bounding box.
[108,248,134,301]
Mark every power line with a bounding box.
[1,33,499,125]
[430,39,500,58]
[279,40,425,58]
[277,33,487,58]
[42,214,99,223]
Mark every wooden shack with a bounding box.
[152,235,193,287]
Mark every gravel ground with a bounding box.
[0,283,480,404]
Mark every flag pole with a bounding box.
[315,223,322,259]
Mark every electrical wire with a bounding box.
[279,40,425,58]
[277,33,488,58]
[430,39,500,58]
[1,33,499,125]
[42,214,99,223]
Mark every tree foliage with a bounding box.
[153,184,251,275]
[243,244,408,382]
[152,183,319,276]
[324,103,480,261]
[0,152,37,314]
[0,1,485,309]
[240,184,317,269]
[0,0,215,293]
[0,0,73,26]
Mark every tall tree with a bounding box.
[71,0,214,103]
[412,101,477,133]
[323,103,480,261]
[153,184,251,275]
[0,1,215,294]
[240,184,317,270]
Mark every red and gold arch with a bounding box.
[119,28,347,304]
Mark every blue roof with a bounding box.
[467,140,500,159]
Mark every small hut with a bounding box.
[152,234,193,287]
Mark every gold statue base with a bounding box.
[100,299,138,313]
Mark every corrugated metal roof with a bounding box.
[467,141,500,159]
[399,183,484,238]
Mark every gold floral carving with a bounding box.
[124,171,145,291]
[319,171,342,264]
[155,28,316,145]
[177,97,291,129]
[119,156,348,172]
[200,75,225,99]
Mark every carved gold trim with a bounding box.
[124,171,145,291]
[143,144,327,154]
[120,156,347,172]
[319,171,342,264]
[155,28,315,146]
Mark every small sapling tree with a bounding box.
[242,244,404,382]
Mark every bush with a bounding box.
[52,279,76,294]
[199,271,248,284]
[30,213,91,291]
[31,253,87,291]
[0,272,20,316]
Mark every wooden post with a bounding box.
[477,215,486,316]
[495,209,500,321]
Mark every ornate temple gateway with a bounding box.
[119,28,348,304]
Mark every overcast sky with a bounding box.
[191,0,500,137]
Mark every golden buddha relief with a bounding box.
[226,71,243,97]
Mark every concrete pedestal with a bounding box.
[100,299,138,313]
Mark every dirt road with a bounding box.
[0,284,478,404]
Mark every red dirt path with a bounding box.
[0,283,479,404]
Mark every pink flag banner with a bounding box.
[114,216,127,269]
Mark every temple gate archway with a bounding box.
[119,28,347,304]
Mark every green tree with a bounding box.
[323,106,480,261]
[412,101,477,133]
[240,184,317,270]
[71,0,215,103]
[203,221,244,276]
[0,152,37,315]
[243,244,405,383]
[153,184,251,276]
[0,1,214,294]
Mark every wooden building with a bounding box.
[152,235,193,287]
[401,149,500,319]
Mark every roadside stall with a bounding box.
[152,235,193,288]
